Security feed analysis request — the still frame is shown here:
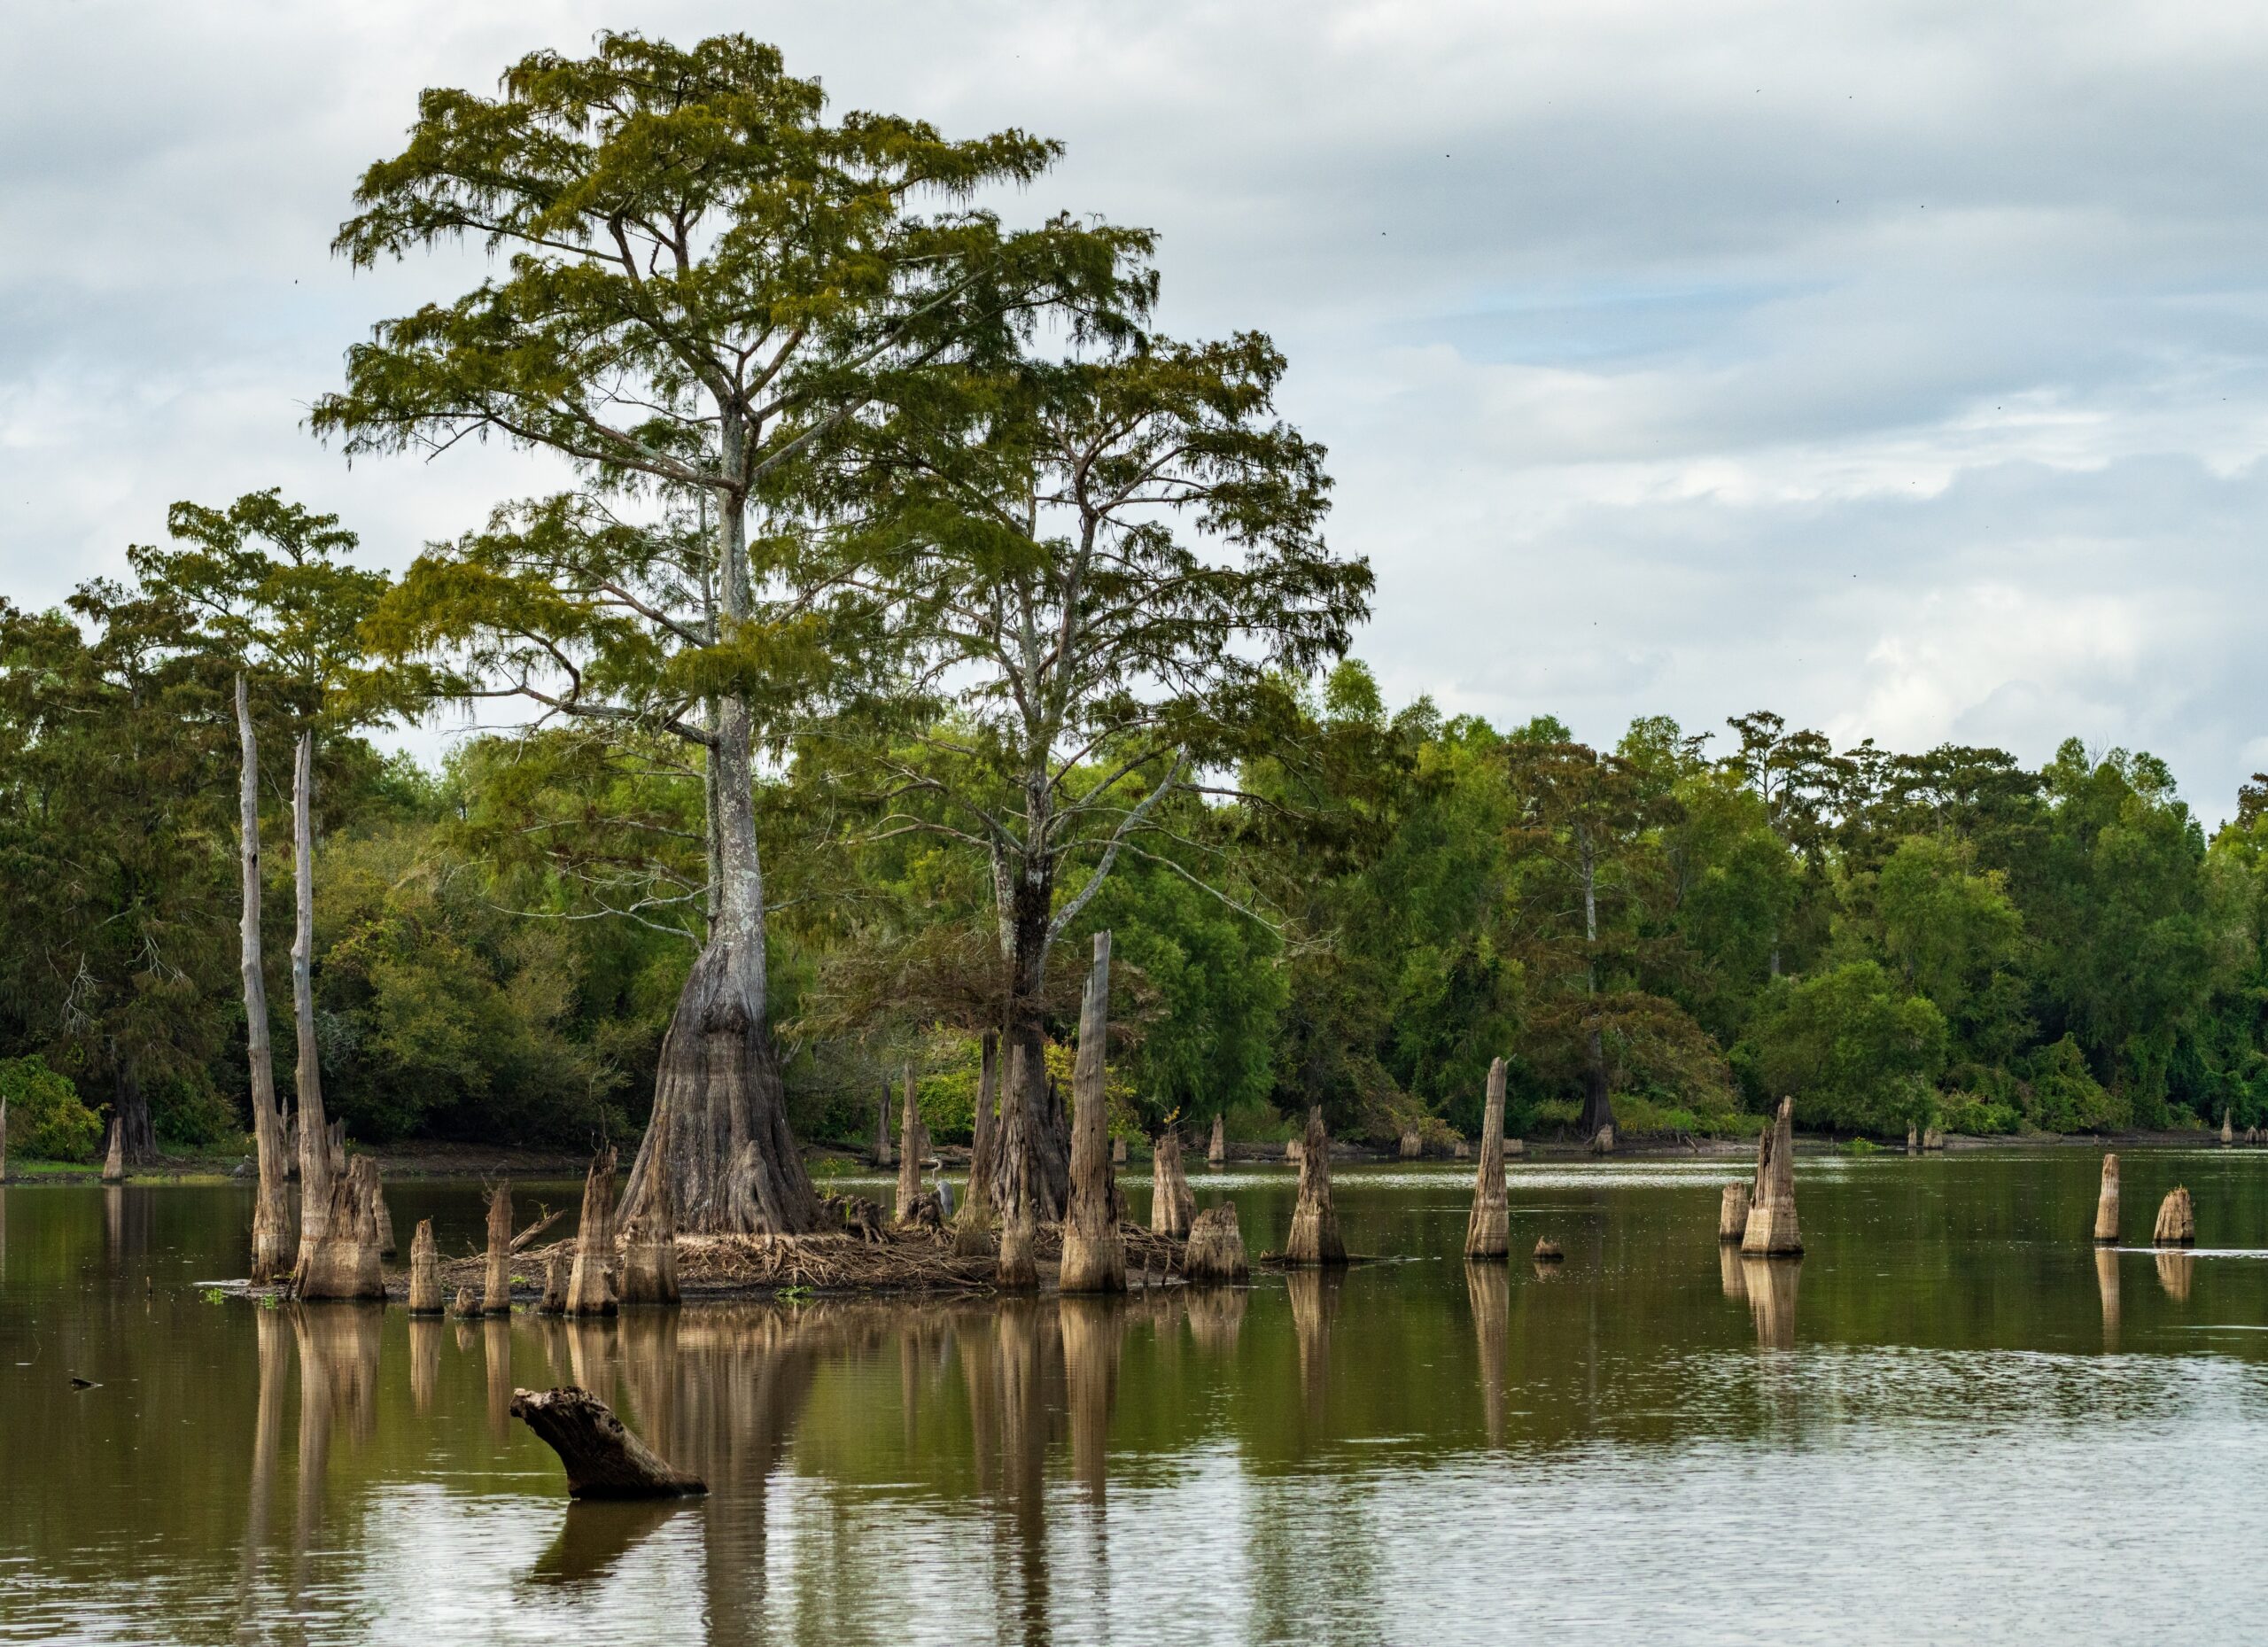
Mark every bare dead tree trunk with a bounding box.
[289,732,333,1267]
[289,1156,386,1301]
[1058,933,1125,1294]
[896,1066,924,1223]
[1149,1129,1194,1238]
[510,1387,706,1499]
[567,1146,619,1317]
[1285,1106,1347,1265]
[1741,1097,1802,1255]
[1208,1113,1225,1166]
[101,1116,125,1185]
[618,1123,680,1307]
[237,678,291,1282]
[408,1218,443,1315]
[1464,1056,1509,1260]
[996,1038,1040,1291]
[954,1031,1000,1256]
[2093,1154,2120,1244]
[483,1183,513,1314]
[1719,1183,1751,1243]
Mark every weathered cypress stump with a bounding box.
[995,1043,1040,1292]
[101,1117,125,1185]
[1150,1130,1195,1239]
[2223,1110,2235,1146]
[896,1067,924,1224]
[1906,1125,1919,1154]
[1208,1114,1226,1166]
[1112,1136,1128,1167]
[2153,1185,2195,1246]
[483,1182,514,1315]
[452,1284,480,1317]
[1719,1182,1751,1244]
[1285,1138,1303,1164]
[1059,932,1127,1294]
[1533,1237,1564,1262]
[291,1155,387,1301]
[2093,1154,2120,1244]
[1922,1126,1945,1152]
[617,1159,680,1307]
[374,1193,396,1258]
[407,1218,445,1315]
[1464,1056,1510,1261]
[566,1146,619,1317]
[1184,1201,1249,1282]
[1589,1123,1616,1155]
[954,1031,1000,1256]
[509,1386,706,1499]
[1740,1097,1803,1256]
[1399,1129,1423,1161]
[1285,1106,1347,1265]
[539,1251,568,1315]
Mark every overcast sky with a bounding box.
[4,2,2264,815]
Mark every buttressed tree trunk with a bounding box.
[896,1066,924,1224]
[1150,1130,1194,1239]
[291,1155,386,1301]
[290,732,334,1270]
[1719,1183,1751,1243]
[1464,1056,1509,1261]
[1208,1113,1225,1166]
[1058,933,1126,1294]
[617,484,817,1239]
[1740,1097,1802,1256]
[2093,1154,2120,1244]
[1184,1202,1248,1282]
[954,1031,1000,1256]
[996,1043,1040,1291]
[237,678,291,1283]
[567,1146,619,1317]
[408,1218,444,1315]
[1286,1106,1347,1265]
[483,1183,513,1314]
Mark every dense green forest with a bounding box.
[4,31,2267,1166]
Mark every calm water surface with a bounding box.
[4,1151,2267,1644]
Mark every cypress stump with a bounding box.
[1719,1183,1751,1244]
[1285,1105,1347,1265]
[1058,932,1126,1294]
[407,1218,445,1315]
[2154,1185,2195,1246]
[1464,1056,1510,1260]
[1150,1130,1195,1239]
[1184,1202,1249,1282]
[2093,1154,2120,1244]
[566,1146,619,1317]
[1740,1097,1802,1256]
[292,1155,387,1301]
[483,1182,514,1314]
[1208,1114,1226,1166]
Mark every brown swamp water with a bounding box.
[4,1150,2268,1644]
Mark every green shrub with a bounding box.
[1938,1092,2021,1136]
[146,1071,241,1149]
[2019,1035,2127,1133]
[1221,1096,1294,1142]
[1,1056,103,1162]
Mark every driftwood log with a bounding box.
[2093,1154,2120,1244]
[566,1146,619,1316]
[1719,1183,1751,1244]
[509,1386,705,1499]
[1059,932,1127,1293]
[1150,1130,1195,1239]
[1740,1097,1803,1256]
[1285,1106,1347,1265]
[408,1218,445,1315]
[1464,1057,1510,1261]
[1184,1202,1249,1282]
[2154,1185,2195,1246]
[1208,1114,1226,1166]
[291,1155,387,1301]
[483,1182,514,1314]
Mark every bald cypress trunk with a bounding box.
[1058,933,1125,1294]
[290,1156,386,1301]
[896,1066,924,1223]
[483,1183,513,1314]
[289,732,333,1267]
[567,1146,619,1317]
[996,1040,1041,1291]
[953,1031,1000,1255]
[237,677,292,1283]
[1464,1057,1509,1260]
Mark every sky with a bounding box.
[4,1,2265,816]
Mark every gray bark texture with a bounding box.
[1057,932,1125,1294]
[1464,1057,1509,1260]
[237,677,291,1282]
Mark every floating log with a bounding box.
[954,1031,999,1256]
[1184,1202,1249,1282]
[101,1117,125,1185]
[1059,932,1127,1294]
[1740,1097,1803,1256]
[1719,1182,1751,1244]
[566,1146,619,1317]
[1464,1057,1509,1261]
[483,1182,513,1314]
[1533,1238,1564,1262]
[1399,1129,1422,1160]
[407,1218,445,1315]
[509,1386,706,1499]
[1150,1130,1195,1239]
[1285,1106,1347,1266]
[2093,1154,2120,1244]
[291,1155,387,1301]
[896,1066,924,1224]
[2153,1185,2194,1247]
[1208,1114,1226,1166]
[539,1251,568,1315]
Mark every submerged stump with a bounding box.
[1740,1097,1803,1256]
[2154,1185,2195,1247]
[1464,1056,1510,1261]
[509,1386,705,1499]
[1184,1202,1249,1282]
[407,1218,445,1316]
[1285,1106,1347,1266]
[2093,1154,2120,1245]
[291,1156,386,1301]
[1150,1130,1195,1239]
[1059,932,1127,1294]
[1719,1182,1751,1244]
[566,1146,619,1317]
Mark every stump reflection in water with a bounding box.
[2155,1248,2194,1301]
[1060,1295,1128,1505]
[1741,1257,1801,1350]
[1286,1266,1344,1430]
[1465,1261,1509,1448]
[2096,1247,2120,1348]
